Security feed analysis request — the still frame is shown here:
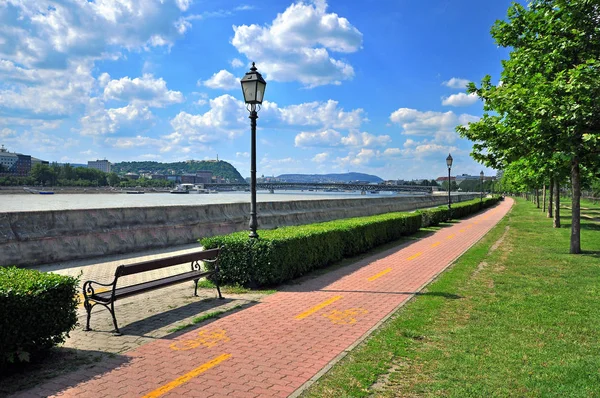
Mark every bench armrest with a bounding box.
[82,278,117,301]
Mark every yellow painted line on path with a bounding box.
[142,353,232,398]
[446,234,455,240]
[367,268,392,282]
[459,228,467,233]
[295,295,343,320]
[407,252,423,261]
[430,241,441,248]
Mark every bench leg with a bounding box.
[194,279,199,297]
[84,300,92,331]
[109,301,122,336]
[216,283,223,299]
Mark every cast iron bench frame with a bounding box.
[82,248,222,335]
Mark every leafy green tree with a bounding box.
[30,164,56,186]
[458,0,600,254]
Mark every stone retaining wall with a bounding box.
[0,194,476,267]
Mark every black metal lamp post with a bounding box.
[446,154,453,216]
[240,62,267,239]
[480,170,484,202]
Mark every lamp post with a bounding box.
[446,153,453,218]
[480,170,484,202]
[240,62,267,239]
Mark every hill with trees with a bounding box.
[112,160,245,183]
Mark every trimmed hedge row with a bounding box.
[201,212,422,287]
[0,267,78,369]
[201,197,502,288]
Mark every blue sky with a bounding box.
[1,0,515,180]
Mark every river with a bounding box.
[1,190,413,213]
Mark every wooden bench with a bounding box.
[82,248,222,335]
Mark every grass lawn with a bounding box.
[302,197,600,397]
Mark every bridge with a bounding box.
[204,182,434,194]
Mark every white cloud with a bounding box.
[441,92,478,107]
[277,100,364,129]
[295,129,341,147]
[312,152,329,163]
[103,74,184,107]
[231,58,245,68]
[231,0,362,87]
[80,100,154,136]
[389,108,479,143]
[1,0,191,70]
[442,78,470,89]
[341,131,391,147]
[170,94,246,141]
[202,70,239,90]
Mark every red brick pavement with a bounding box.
[15,199,513,398]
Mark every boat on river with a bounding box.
[170,184,217,194]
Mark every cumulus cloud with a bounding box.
[231,0,362,87]
[79,100,154,136]
[170,94,247,141]
[441,92,478,107]
[312,152,329,163]
[442,77,470,89]
[295,129,342,147]
[277,100,364,129]
[389,108,479,143]
[103,74,184,107]
[1,0,191,70]
[231,58,245,68]
[202,70,239,90]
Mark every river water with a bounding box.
[1,190,414,213]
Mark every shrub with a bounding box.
[201,212,422,287]
[0,267,79,369]
[201,197,501,288]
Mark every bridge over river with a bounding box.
[205,182,435,194]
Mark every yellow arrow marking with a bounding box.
[430,241,441,248]
[295,295,343,320]
[367,268,392,281]
[446,234,455,240]
[142,353,232,398]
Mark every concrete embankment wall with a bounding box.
[0,194,476,267]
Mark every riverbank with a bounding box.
[1,194,477,267]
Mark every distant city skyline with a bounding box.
[1,0,516,180]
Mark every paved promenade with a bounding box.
[15,199,513,398]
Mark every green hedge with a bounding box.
[201,212,422,287]
[0,267,79,369]
[200,197,501,288]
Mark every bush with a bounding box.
[201,197,501,288]
[201,212,422,287]
[0,267,79,369]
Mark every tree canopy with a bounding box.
[457,0,600,254]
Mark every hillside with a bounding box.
[112,160,245,183]
[277,172,383,183]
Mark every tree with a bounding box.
[30,164,56,186]
[458,0,600,254]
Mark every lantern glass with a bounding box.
[240,63,267,105]
[480,171,484,178]
[256,80,266,103]
[446,154,453,168]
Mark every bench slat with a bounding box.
[117,248,220,277]
[93,270,214,302]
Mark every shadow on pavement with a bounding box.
[1,348,129,398]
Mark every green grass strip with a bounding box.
[303,198,600,398]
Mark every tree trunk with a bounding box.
[554,178,561,228]
[535,188,540,208]
[548,178,553,218]
[542,184,546,213]
[570,158,581,254]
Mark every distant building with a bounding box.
[88,159,111,173]
[0,145,46,176]
[181,171,213,184]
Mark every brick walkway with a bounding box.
[14,199,513,398]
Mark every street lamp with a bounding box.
[480,170,484,202]
[446,153,453,218]
[240,62,267,239]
